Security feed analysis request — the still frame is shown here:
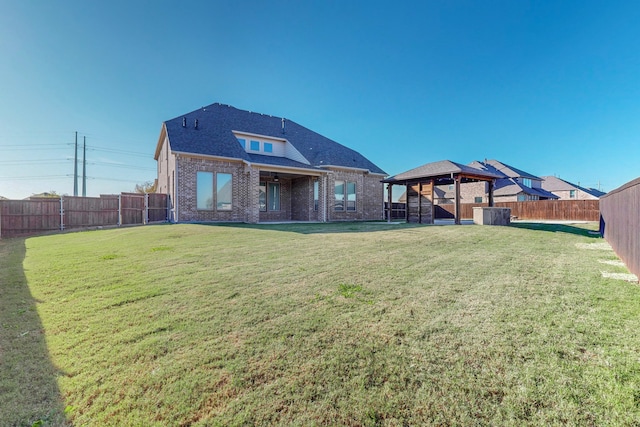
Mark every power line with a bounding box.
[86,176,147,183]
[0,175,71,181]
[88,146,151,158]
[88,161,155,171]
[3,144,72,151]
[0,159,72,165]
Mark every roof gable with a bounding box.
[477,159,541,180]
[384,160,501,182]
[541,175,606,198]
[161,103,386,174]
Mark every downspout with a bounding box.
[242,159,252,223]
[174,155,179,222]
[322,174,328,222]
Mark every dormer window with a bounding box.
[232,131,309,164]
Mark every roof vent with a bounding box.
[182,117,186,127]
[194,119,198,130]
[282,118,286,134]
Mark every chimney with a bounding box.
[194,119,198,130]
[282,118,286,134]
[182,117,186,127]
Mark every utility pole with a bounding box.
[82,136,87,197]
[73,131,78,196]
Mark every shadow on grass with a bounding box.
[510,222,602,238]
[0,238,69,426]
[202,221,428,235]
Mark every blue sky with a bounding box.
[1,0,638,199]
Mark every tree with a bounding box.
[133,180,157,194]
[30,191,60,198]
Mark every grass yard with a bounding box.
[2,221,640,426]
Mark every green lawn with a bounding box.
[2,222,640,426]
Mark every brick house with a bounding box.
[455,159,558,203]
[540,175,606,200]
[154,103,386,223]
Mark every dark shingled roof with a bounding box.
[469,159,541,180]
[493,178,559,199]
[162,103,386,175]
[382,160,501,183]
[541,175,607,198]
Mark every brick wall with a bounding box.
[327,170,384,221]
[259,178,292,222]
[176,156,249,222]
[291,177,311,221]
[168,155,383,223]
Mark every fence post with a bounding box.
[144,193,149,225]
[60,196,65,231]
[118,194,122,226]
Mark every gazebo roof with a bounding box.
[382,160,502,184]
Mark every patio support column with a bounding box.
[387,184,393,222]
[418,182,422,223]
[405,183,409,222]
[488,179,494,207]
[454,175,461,225]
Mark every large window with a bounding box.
[217,173,232,210]
[197,171,232,211]
[335,181,345,211]
[313,180,319,211]
[259,181,280,211]
[259,182,267,211]
[522,178,532,188]
[334,181,356,212]
[197,172,214,210]
[346,182,356,211]
[268,182,280,211]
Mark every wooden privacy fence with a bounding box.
[0,193,168,238]
[599,177,640,279]
[392,199,600,222]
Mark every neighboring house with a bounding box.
[154,103,386,223]
[456,159,558,203]
[541,175,606,200]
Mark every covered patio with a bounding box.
[382,160,502,225]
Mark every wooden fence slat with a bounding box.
[0,193,168,238]
[600,178,640,279]
[395,199,600,222]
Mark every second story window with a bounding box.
[250,140,260,151]
[522,178,532,188]
[237,138,246,149]
[264,142,273,153]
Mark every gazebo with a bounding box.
[382,160,502,224]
